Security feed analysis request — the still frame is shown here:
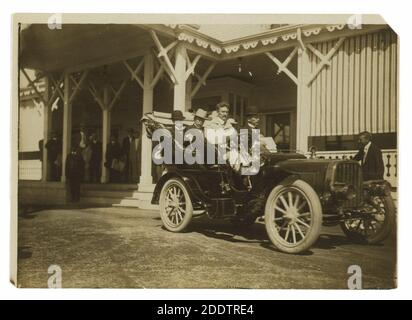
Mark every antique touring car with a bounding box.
[142,112,396,254]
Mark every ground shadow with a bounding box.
[18,203,112,216]
[190,218,268,243]
[187,218,366,254]
[18,246,32,259]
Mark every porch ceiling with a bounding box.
[19,24,173,72]
[196,47,297,86]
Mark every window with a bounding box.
[229,94,247,126]
[266,113,292,151]
[308,133,397,151]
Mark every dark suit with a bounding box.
[353,142,384,181]
[45,138,62,181]
[105,141,123,183]
[89,140,102,183]
[65,151,85,202]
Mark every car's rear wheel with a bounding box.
[340,195,395,244]
[159,178,193,232]
[264,179,322,254]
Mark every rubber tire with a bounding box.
[159,178,193,232]
[340,195,396,244]
[264,179,323,254]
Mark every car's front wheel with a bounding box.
[264,179,322,254]
[340,195,395,244]
[159,178,193,232]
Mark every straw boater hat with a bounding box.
[194,108,209,120]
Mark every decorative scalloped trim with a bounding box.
[224,45,240,53]
[178,33,194,43]
[303,28,322,37]
[195,38,209,49]
[261,37,278,46]
[326,24,346,32]
[210,44,222,54]
[282,33,297,41]
[241,41,259,50]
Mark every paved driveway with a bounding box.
[17,206,396,289]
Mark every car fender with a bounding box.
[151,171,206,206]
[263,173,301,197]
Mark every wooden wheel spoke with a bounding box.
[296,218,310,228]
[294,223,305,239]
[294,194,301,209]
[291,224,297,244]
[279,195,289,210]
[287,191,294,208]
[275,205,287,215]
[298,212,311,217]
[176,211,183,224]
[297,200,307,211]
[284,225,290,241]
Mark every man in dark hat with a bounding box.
[89,133,102,183]
[45,131,62,181]
[170,110,185,122]
[353,131,384,181]
[241,106,260,148]
[122,128,140,183]
[65,146,85,202]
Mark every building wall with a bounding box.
[19,99,44,152]
[250,79,297,113]
[307,29,398,137]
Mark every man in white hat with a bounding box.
[189,108,209,130]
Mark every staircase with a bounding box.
[80,183,158,209]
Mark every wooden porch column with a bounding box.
[173,44,187,111]
[101,86,111,183]
[185,74,192,111]
[42,76,52,181]
[61,73,71,183]
[138,53,155,191]
[296,48,311,154]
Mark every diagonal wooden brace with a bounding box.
[185,54,201,81]
[68,70,89,103]
[150,63,165,89]
[88,82,106,110]
[306,37,346,86]
[265,49,298,85]
[21,69,47,106]
[191,62,216,98]
[108,79,128,110]
[123,59,144,89]
[150,30,178,84]
[152,48,177,85]
[47,74,65,109]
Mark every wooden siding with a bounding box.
[308,29,398,136]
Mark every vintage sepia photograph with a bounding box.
[13,14,398,289]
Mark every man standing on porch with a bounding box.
[353,131,385,181]
[122,128,140,183]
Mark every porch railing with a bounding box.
[18,160,42,181]
[308,149,398,188]
[18,149,398,188]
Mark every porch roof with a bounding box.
[20,22,389,73]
